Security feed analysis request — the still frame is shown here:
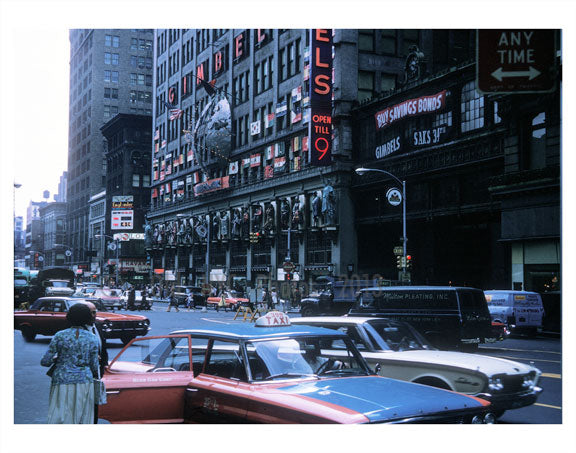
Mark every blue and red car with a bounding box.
[99,312,496,424]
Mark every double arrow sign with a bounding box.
[491,66,541,82]
[477,30,556,94]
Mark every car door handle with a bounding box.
[186,388,198,393]
[106,390,120,394]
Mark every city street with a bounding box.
[13,304,561,424]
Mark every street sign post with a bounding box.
[476,29,557,94]
[282,261,295,273]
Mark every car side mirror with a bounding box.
[374,363,382,374]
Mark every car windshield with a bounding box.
[367,320,434,352]
[69,298,108,311]
[49,281,70,288]
[245,336,370,381]
[14,279,28,286]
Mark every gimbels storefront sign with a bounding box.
[309,29,333,166]
[374,90,447,130]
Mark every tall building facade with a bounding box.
[66,29,153,270]
[146,29,472,292]
[100,113,152,285]
[145,29,561,325]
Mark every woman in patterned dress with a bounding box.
[40,303,99,424]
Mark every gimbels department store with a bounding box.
[352,60,560,296]
[146,29,354,289]
[146,28,560,301]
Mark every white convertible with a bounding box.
[292,316,542,417]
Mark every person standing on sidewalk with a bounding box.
[40,303,99,424]
[166,286,179,312]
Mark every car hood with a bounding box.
[271,376,487,423]
[364,350,537,376]
[95,312,148,322]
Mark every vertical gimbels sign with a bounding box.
[309,29,333,166]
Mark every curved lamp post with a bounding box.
[355,167,407,278]
[95,234,120,287]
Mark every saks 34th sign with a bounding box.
[374,90,447,130]
[309,29,333,166]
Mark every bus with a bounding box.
[14,267,31,309]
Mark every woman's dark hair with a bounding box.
[66,303,93,326]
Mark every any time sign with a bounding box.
[476,29,557,94]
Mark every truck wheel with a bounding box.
[21,327,36,342]
[300,306,317,317]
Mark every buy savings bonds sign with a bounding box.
[309,29,333,166]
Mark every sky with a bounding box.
[1,0,575,452]
[11,29,70,221]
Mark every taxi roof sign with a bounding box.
[255,311,291,327]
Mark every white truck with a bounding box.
[484,290,545,334]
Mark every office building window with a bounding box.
[105,35,119,47]
[528,112,546,169]
[358,29,375,52]
[380,30,397,54]
[460,81,484,132]
[358,71,374,103]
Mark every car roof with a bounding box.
[171,322,346,341]
[359,286,477,292]
[292,316,405,326]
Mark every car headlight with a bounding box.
[488,377,504,391]
[522,375,535,389]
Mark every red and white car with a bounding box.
[14,297,150,345]
[206,290,249,311]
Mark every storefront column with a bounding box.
[511,243,524,290]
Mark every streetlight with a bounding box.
[355,167,408,281]
[54,244,74,267]
[95,234,120,287]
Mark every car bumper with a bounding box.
[101,326,151,339]
[475,387,543,411]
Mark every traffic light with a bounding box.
[406,255,413,269]
[34,252,40,268]
[285,272,292,281]
[250,232,260,244]
[396,255,402,269]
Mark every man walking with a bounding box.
[166,286,179,312]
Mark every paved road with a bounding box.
[13,305,561,424]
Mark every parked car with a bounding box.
[173,286,206,307]
[98,312,495,424]
[485,290,545,334]
[350,286,495,350]
[75,288,123,310]
[292,316,542,418]
[14,297,151,344]
[120,290,152,310]
[206,290,249,311]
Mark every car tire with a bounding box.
[21,327,36,342]
[120,335,136,345]
[300,306,317,317]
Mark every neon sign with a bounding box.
[309,29,333,166]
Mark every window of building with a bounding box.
[358,71,375,103]
[132,174,141,187]
[460,81,484,132]
[380,30,397,54]
[528,112,546,169]
[358,29,375,52]
[380,73,396,92]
